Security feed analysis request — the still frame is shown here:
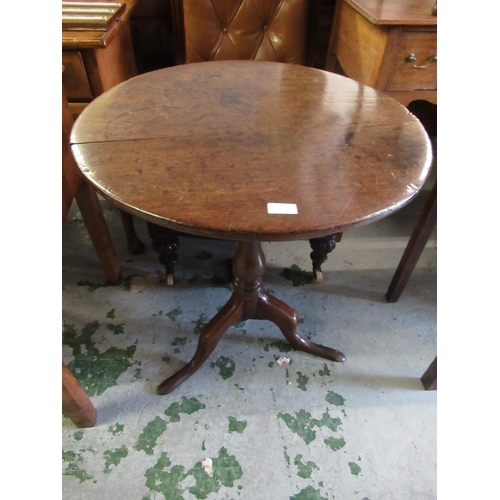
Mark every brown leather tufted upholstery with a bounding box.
[180,0,310,65]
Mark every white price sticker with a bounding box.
[267,203,298,215]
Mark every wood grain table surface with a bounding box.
[71,60,432,243]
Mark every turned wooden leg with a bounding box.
[119,210,146,255]
[147,223,179,286]
[62,361,96,428]
[157,241,345,394]
[386,182,437,303]
[309,233,342,283]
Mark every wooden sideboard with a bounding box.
[62,0,138,118]
[326,0,437,106]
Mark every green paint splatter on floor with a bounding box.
[171,337,187,346]
[106,309,115,319]
[134,416,167,455]
[294,454,319,479]
[108,424,124,435]
[211,447,243,486]
[283,446,291,467]
[324,436,346,452]
[289,486,327,500]
[192,313,209,335]
[264,340,294,353]
[326,391,346,406]
[234,321,246,328]
[195,251,213,260]
[349,461,362,476]
[103,445,128,473]
[144,452,187,500]
[62,450,93,483]
[188,462,219,499]
[106,323,124,334]
[164,396,206,422]
[278,410,317,445]
[76,280,110,291]
[318,364,331,376]
[144,447,242,500]
[62,321,97,355]
[166,307,182,321]
[228,416,247,433]
[73,431,84,441]
[63,321,137,396]
[320,412,342,433]
[210,356,236,380]
[278,410,342,445]
[296,371,309,391]
[280,264,313,286]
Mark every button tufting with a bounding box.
[263,25,268,31]
[222,27,228,34]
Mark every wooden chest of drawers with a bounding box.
[326,0,437,106]
[62,0,138,117]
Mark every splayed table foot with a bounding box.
[157,241,345,394]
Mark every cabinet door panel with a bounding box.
[62,51,93,101]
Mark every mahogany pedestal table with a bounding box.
[70,61,432,395]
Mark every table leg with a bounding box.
[157,241,345,395]
[309,233,342,283]
[385,182,437,303]
[119,209,146,255]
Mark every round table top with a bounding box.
[71,60,432,241]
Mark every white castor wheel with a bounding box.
[313,270,323,283]
[166,273,174,286]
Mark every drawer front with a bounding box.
[62,50,93,101]
[385,31,437,91]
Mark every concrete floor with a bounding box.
[62,160,436,499]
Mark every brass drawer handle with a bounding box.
[405,53,437,69]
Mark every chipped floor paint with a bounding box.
[62,181,437,499]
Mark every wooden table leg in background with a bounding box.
[420,356,437,390]
[73,181,123,284]
[63,82,122,285]
[158,241,346,395]
[386,182,437,303]
[62,361,96,428]
[63,79,143,282]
